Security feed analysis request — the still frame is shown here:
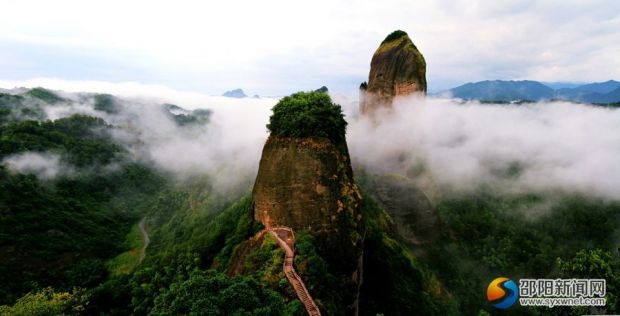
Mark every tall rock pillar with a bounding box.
[360,30,427,114]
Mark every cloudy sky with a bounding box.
[1,0,619,96]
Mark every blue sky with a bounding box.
[1,0,619,96]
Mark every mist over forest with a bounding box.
[1,77,620,315]
[5,86,619,201]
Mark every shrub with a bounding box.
[0,287,87,315]
[266,91,347,143]
[150,270,284,315]
[381,30,408,45]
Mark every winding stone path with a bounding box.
[268,227,321,316]
[138,217,150,262]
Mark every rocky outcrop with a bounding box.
[252,135,364,314]
[315,86,329,93]
[362,174,442,248]
[360,30,427,114]
[252,136,363,260]
[252,91,365,314]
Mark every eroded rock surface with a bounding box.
[253,136,363,254]
[360,30,427,114]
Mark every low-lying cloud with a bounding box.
[3,152,72,180]
[348,96,620,200]
[3,81,620,200]
[1,81,276,194]
[107,98,273,193]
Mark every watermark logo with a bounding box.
[487,277,607,309]
[519,279,606,308]
[487,277,519,309]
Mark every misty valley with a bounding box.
[1,30,620,316]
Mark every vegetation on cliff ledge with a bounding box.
[381,30,408,44]
[267,91,347,143]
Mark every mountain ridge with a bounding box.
[440,79,620,103]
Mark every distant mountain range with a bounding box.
[439,80,620,104]
[221,87,330,99]
[222,88,247,98]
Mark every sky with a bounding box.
[1,0,619,96]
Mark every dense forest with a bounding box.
[425,191,620,315]
[0,88,618,315]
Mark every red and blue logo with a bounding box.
[487,277,519,309]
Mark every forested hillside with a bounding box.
[1,88,619,316]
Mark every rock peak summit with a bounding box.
[360,30,427,114]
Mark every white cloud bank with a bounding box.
[3,80,278,194]
[3,80,620,200]
[348,96,620,199]
[0,78,278,110]
[2,152,72,180]
[106,95,274,194]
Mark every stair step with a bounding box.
[269,228,321,316]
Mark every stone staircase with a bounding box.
[268,227,321,316]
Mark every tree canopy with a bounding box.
[266,91,347,143]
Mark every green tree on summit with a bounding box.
[267,91,347,143]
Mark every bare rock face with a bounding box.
[253,136,363,258]
[360,30,427,114]
[252,135,365,313]
[253,92,365,313]
[362,174,442,247]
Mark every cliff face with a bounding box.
[361,30,427,114]
[253,136,363,260]
[252,91,365,313]
[252,134,364,313]
[362,174,442,247]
